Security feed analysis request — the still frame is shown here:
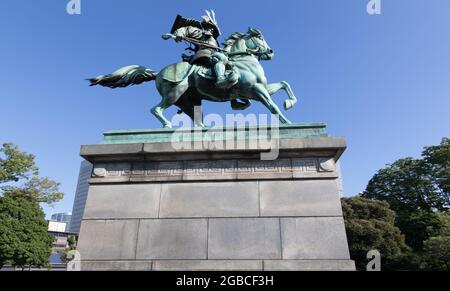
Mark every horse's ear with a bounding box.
[247,27,261,37]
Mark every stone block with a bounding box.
[279,137,346,152]
[290,157,339,179]
[208,218,281,259]
[129,161,184,182]
[81,143,144,157]
[90,162,131,183]
[83,184,161,219]
[153,260,263,271]
[281,217,351,260]
[183,160,238,181]
[260,180,342,217]
[159,182,259,218]
[264,260,355,271]
[77,220,139,260]
[77,127,352,271]
[136,219,207,260]
[81,261,152,271]
[237,159,292,180]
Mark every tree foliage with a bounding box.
[395,210,443,251]
[364,158,447,213]
[2,177,64,205]
[419,211,450,271]
[67,235,77,250]
[0,143,37,183]
[0,142,63,205]
[58,235,78,264]
[359,138,450,270]
[0,142,64,268]
[342,197,409,271]
[422,138,450,205]
[0,194,53,268]
[362,138,450,251]
[421,236,450,271]
[435,211,450,236]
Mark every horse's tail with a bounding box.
[87,65,158,88]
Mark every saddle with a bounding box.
[161,61,238,87]
[197,64,239,87]
[197,66,215,79]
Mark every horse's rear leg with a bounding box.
[153,80,189,128]
[151,100,172,128]
[176,96,205,127]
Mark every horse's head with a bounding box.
[244,27,274,60]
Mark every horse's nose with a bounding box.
[268,48,273,54]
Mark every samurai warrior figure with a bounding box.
[162,10,238,89]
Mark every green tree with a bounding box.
[0,142,64,269]
[422,138,450,206]
[342,197,409,271]
[362,138,450,251]
[58,235,78,264]
[0,143,37,183]
[421,236,450,271]
[0,142,63,205]
[420,212,450,271]
[67,235,77,250]
[395,209,442,251]
[2,177,64,206]
[364,158,447,214]
[0,194,53,269]
[435,211,450,236]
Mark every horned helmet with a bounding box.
[201,10,221,38]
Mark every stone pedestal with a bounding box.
[77,124,355,271]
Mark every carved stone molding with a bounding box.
[90,157,338,183]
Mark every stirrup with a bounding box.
[215,73,238,89]
[215,78,230,89]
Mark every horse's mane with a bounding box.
[223,32,245,47]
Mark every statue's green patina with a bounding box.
[88,10,298,128]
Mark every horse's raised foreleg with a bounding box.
[267,81,297,110]
[254,84,292,124]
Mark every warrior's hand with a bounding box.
[161,33,175,40]
[161,33,183,42]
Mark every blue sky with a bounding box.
[1,1,449,218]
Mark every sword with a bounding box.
[162,34,255,57]
[162,33,225,52]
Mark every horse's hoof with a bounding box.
[284,100,296,110]
[163,125,172,129]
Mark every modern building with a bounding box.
[68,160,92,234]
[50,212,72,231]
[47,220,77,252]
[48,228,72,250]
[48,221,68,233]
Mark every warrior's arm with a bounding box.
[173,26,204,41]
[222,44,232,53]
